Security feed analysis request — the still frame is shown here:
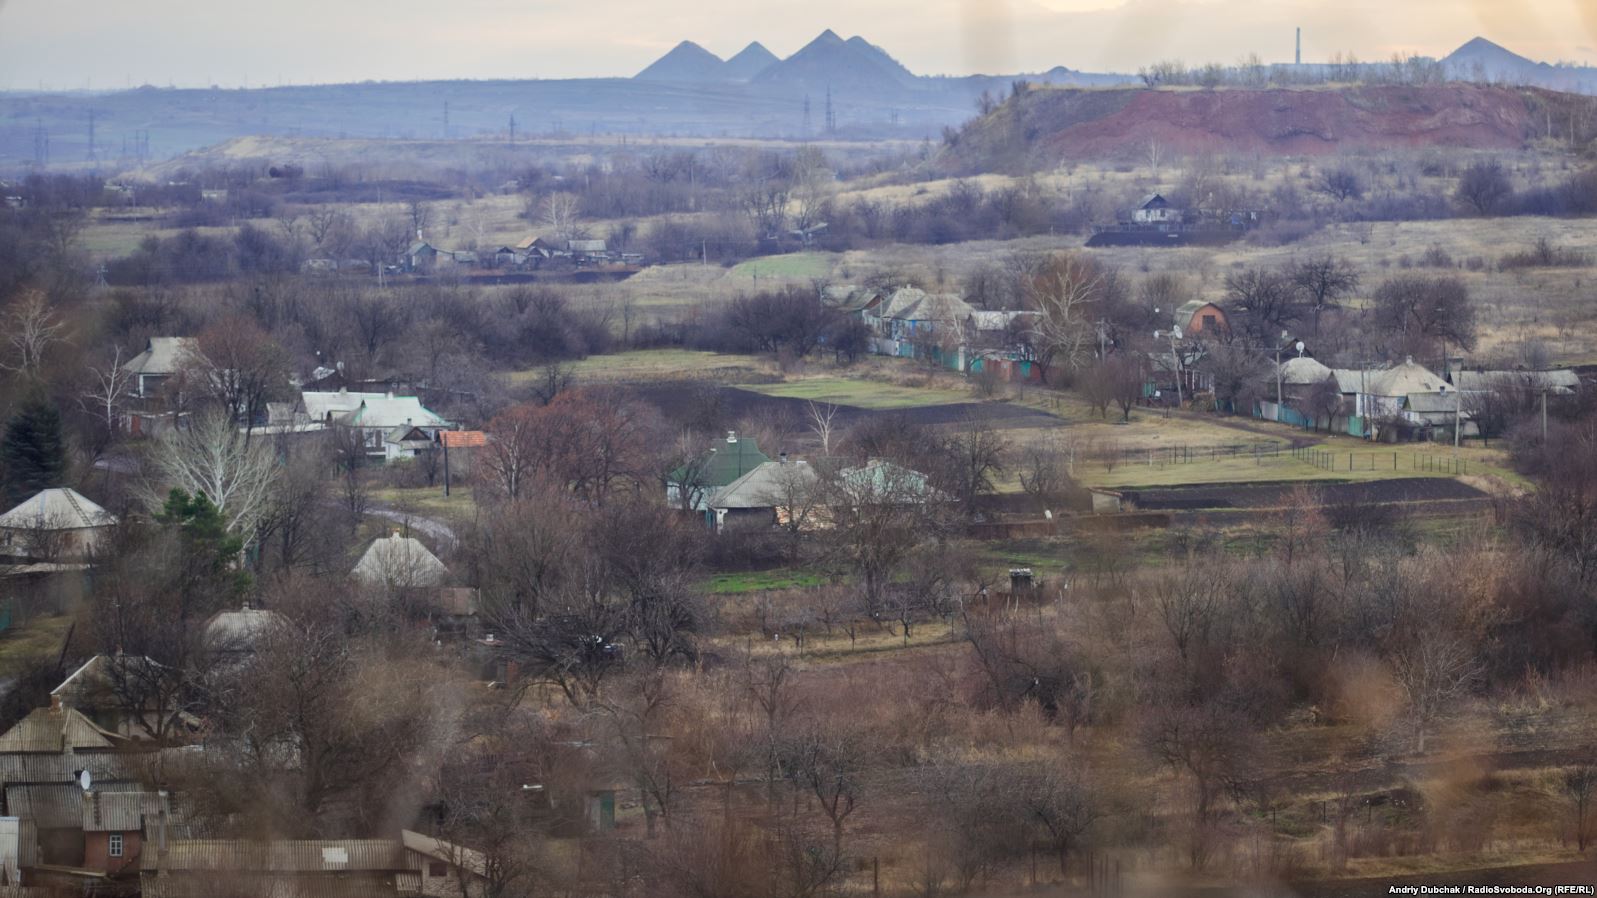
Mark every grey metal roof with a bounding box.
[0,751,130,786]
[401,830,486,878]
[5,784,85,829]
[122,337,197,377]
[1453,369,1581,393]
[709,461,816,511]
[204,606,284,651]
[0,489,116,531]
[148,839,409,872]
[351,535,448,588]
[82,789,174,832]
[0,707,117,754]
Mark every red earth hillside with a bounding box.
[944,84,1595,170]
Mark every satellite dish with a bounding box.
[78,770,91,791]
[1295,341,1305,356]
[1172,326,1183,340]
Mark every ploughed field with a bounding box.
[1121,477,1488,511]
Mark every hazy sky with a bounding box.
[3,0,1596,89]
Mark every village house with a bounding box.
[299,390,450,459]
[352,533,449,591]
[81,789,177,878]
[51,654,196,743]
[1131,193,1183,227]
[1171,300,1230,339]
[566,238,609,263]
[0,489,117,562]
[1261,356,1460,440]
[666,432,771,513]
[698,457,943,534]
[402,240,438,273]
[122,337,196,400]
[702,457,814,533]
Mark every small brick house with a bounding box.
[82,790,169,875]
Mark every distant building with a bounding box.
[1131,194,1183,226]
[403,241,438,273]
[122,337,197,400]
[1172,300,1230,339]
[666,432,771,513]
[299,390,449,459]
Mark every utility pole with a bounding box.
[1454,388,1462,449]
[508,113,516,145]
[86,109,97,164]
[825,85,836,134]
[1542,388,1548,442]
[802,94,811,137]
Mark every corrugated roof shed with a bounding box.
[5,784,85,829]
[400,830,487,878]
[148,839,409,872]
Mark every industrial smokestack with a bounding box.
[1296,28,1302,66]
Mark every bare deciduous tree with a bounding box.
[143,412,278,540]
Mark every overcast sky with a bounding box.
[2,0,1596,90]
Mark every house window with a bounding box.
[428,861,448,878]
[109,834,123,858]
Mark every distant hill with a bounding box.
[635,41,726,81]
[942,83,1597,172]
[724,42,780,81]
[1442,37,1597,93]
[753,30,919,95]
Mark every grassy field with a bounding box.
[737,377,974,410]
[702,569,827,594]
[728,252,836,280]
[0,614,74,677]
[369,485,478,518]
[508,349,771,385]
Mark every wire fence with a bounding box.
[1077,441,1284,470]
[1291,445,1467,475]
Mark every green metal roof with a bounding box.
[670,435,770,489]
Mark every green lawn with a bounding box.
[728,252,836,280]
[702,569,826,594]
[739,378,973,410]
